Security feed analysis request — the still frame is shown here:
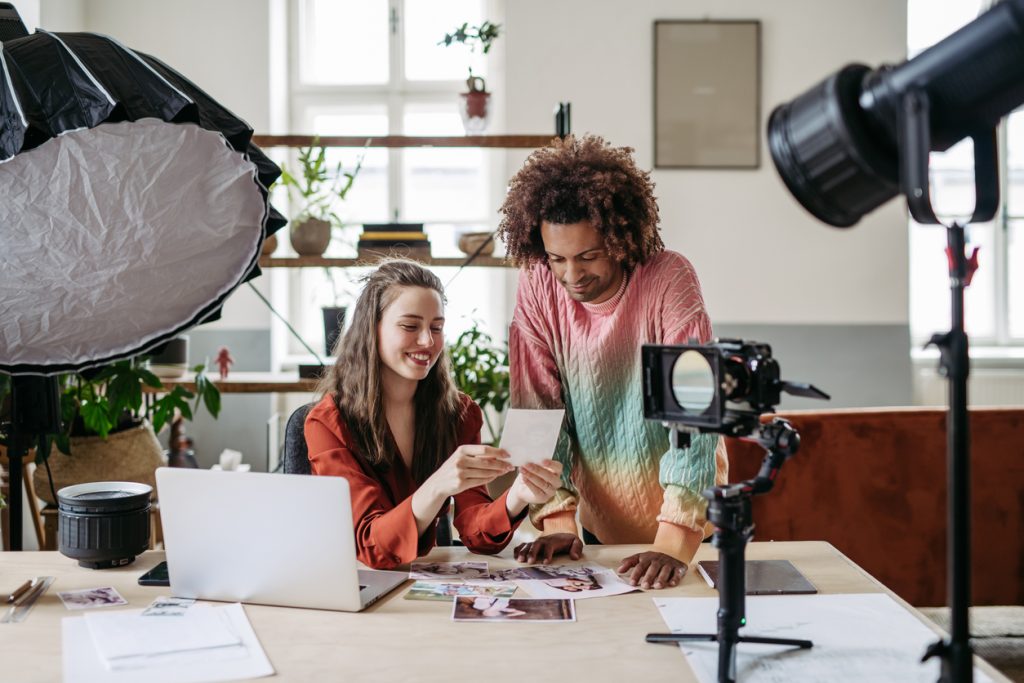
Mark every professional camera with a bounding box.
[641,338,828,437]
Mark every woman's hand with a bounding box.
[412,445,514,534]
[426,444,515,499]
[506,459,563,517]
[513,532,583,564]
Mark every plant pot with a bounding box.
[322,306,347,355]
[34,422,165,506]
[290,217,331,256]
[459,91,491,134]
[261,232,278,256]
[146,336,189,378]
[457,231,495,257]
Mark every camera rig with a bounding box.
[641,339,828,683]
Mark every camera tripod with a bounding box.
[646,418,812,683]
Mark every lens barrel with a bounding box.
[57,481,152,569]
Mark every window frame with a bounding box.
[275,0,508,367]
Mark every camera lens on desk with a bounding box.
[57,482,152,569]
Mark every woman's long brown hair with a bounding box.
[316,259,463,483]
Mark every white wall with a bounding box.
[503,0,909,327]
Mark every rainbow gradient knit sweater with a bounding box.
[509,250,728,554]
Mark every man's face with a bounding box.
[540,220,624,304]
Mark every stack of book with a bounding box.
[357,223,431,261]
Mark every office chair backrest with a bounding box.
[283,403,314,475]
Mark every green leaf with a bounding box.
[80,399,113,439]
[137,367,164,390]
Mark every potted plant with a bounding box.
[278,138,363,257]
[438,20,502,134]
[446,319,509,444]
[0,358,221,506]
[321,268,360,355]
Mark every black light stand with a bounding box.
[3,376,62,550]
[646,418,812,683]
[900,90,995,683]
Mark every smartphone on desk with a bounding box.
[138,561,170,587]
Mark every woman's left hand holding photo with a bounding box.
[505,459,563,517]
[411,445,515,531]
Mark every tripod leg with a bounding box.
[646,633,717,643]
[719,632,737,683]
[738,635,813,649]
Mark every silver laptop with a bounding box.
[155,468,406,611]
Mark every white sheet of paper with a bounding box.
[498,409,565,467]
[654,593,993,683]
[63,603,274,683]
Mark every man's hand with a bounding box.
[513,532,583,564]
[618,551,687,589]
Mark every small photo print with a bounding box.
[452,597,576,622]
[58,586,128,610]
[404,581,517,602]
[410,561,489,581]
[142,596,195,617]
[516,571,638,600]
[487,563,605,582]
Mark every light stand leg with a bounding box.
[926,224,974,682]
[7,434,25,550]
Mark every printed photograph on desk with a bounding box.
[486,562,606,582]
[404,581,517,602]
[409,561,489,581]
[452,597,576,622]
[516,570,638,600]
[58,586,128,610]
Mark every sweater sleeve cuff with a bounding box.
[657,484,711,533]
[652,521,704,564]
[535,509,579,537]
[527,488,577,531]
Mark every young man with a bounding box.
[499,135,728,590]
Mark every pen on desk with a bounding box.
[7,578,36,604]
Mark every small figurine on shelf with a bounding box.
[167,415,199,468]
[215,346,234,380]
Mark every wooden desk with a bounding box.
[0,542,1008,682]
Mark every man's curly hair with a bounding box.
[498,134,663,270]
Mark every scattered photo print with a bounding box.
[404,581,517,602]
[58,586,128,610]
[452,597,576,622]
[410,561,489,581]
[142,596,195,617]
[516,571,638,600]
[486,563,605,582]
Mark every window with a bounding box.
[280,0,507,362]
[908,0,1022,348]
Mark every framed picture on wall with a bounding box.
[654,20,761,169]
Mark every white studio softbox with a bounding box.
[0,23,286,375]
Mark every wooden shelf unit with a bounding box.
[252,134,555,149]
[259,255,510,269]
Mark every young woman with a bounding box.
[305,259,562,569]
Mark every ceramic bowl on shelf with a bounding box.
[457,231,495,257]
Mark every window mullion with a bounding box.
[389,0,404,221]
[994,119,1010,344]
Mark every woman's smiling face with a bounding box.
[377,285,445,387]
